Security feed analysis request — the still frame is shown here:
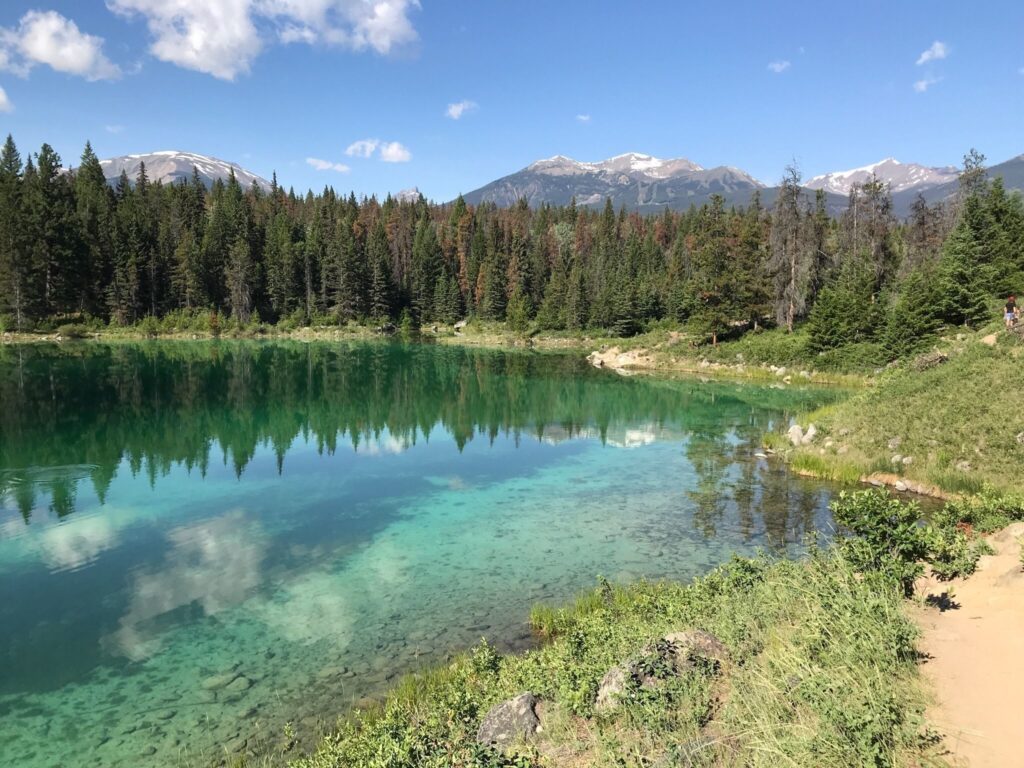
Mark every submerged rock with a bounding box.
[476,692,540,746]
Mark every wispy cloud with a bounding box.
[379,141,411,163]
[0,10,120,81]
[105,124,125,134]
[767,60,791,74]
[445,99,477,120]
[0,86,11,113]
[916,41,948,66]
[345,138,380,158]
[913,75,942,93]
[575,113,591,123]
[306,157,350,173]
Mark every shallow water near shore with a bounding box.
[0,340,844,767]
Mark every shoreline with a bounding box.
[1,323,871,388]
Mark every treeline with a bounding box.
[0,135,1022,354]
[0,342,828,521]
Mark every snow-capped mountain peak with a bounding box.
[806,158,959,196]
[96,151,272,190]
[527,152,703,179]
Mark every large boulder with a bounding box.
[476,692,540,747]
[662,630,730,669]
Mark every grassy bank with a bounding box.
[289,548,940,768]
[783,324,1024,496]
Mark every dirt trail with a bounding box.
[915,521,1024,768]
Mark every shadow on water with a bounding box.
[0,340,846,767]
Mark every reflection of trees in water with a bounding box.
[0,342,836,521]
[686,410,831,549]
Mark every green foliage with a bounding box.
[806,264,884,353]
[56,323,89,339]
[830,490,929,596]
[289,552,942,768]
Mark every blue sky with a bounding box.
[0,1,1022,200]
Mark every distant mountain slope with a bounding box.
[462,151,1024,217]
[462,152,770,213]
[806,158,959,197]
[98,151,272,190]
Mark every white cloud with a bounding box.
[379,141,411,163]
[913,75,942,93]
[105,124,125,133]
[768,60,791,74]
[916,41,948,66]
[0,86,11,113]
[345,138,380,157]
[306,156,351,173]
[108,0,261,80]
[108,0,420,81]
[342,137,410,162]
[575,113,591,123]
[0,10,120,81]
[445,99,477,119]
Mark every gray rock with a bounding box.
[891,454,903,464]
[595,665,631,712]
[454,319,468,331]
[200,672,238,691]
[894,480,908,492]
[801,424,817,445]
[476,692,540,746]
[787,424,804,447]
[887,437,903,451]
[912,351,948,371]
[1016,432,1024,446]
[662,630,730,669]
[224,676,252,694]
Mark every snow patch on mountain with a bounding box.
[806,158,959,196]
[97,151,272,191]
[527,152,705,180]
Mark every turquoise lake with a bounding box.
[0,341,844,767]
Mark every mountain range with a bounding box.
[460,151,1024,218]
[89,149,1024,219]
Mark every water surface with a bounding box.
[0,341,843,766]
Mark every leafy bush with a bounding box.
[56,323,89,339]
[925,505,992,580]
[830,490,929,596]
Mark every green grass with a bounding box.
[789,332,1024,495]
[286,549,947,768]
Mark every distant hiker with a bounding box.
[1006,295,1018,329]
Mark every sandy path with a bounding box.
[916,521,1024,768]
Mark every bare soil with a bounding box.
[915,521,1024,767]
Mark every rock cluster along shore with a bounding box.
[475,628,728,750]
